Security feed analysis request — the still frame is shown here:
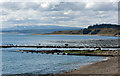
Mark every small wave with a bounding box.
[102,57,110,61]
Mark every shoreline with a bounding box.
[32,33,120,37]
[65,57,111,73]
[2,57,119,76]
[64,57,119,74]
[1,32,119,37]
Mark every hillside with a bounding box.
[52,24,120,36]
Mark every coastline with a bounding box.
[1,32,119,76]
[1,32,119,37]
[32,33,120,37]
[2,57,119,76]
[64,57,119,74]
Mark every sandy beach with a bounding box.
[64,57,119,75]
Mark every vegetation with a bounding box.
[52,24,120,36]
[63,50,103,54]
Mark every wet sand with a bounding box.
[65,57,119,75]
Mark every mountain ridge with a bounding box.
[2,25,83,34]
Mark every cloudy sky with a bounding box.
[0,0,119,29]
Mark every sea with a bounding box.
[0,33,119,74]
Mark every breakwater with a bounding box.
[17,49,119,57]
[0,45,119,48]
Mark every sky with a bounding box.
[0,0,119,29]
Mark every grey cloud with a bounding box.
[1,2,23,10]
[1,2,118,28]
[48,2,86,11]
[7,19,40,24]
[88,2,118,11]
[0,11,8,15]
[24,2,86,11]
[1,2,117,11]
[24,2,41,10]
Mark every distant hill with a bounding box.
[52,24,120,36]
[2,25,83,34]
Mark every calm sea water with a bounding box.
[1,33,118,74]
